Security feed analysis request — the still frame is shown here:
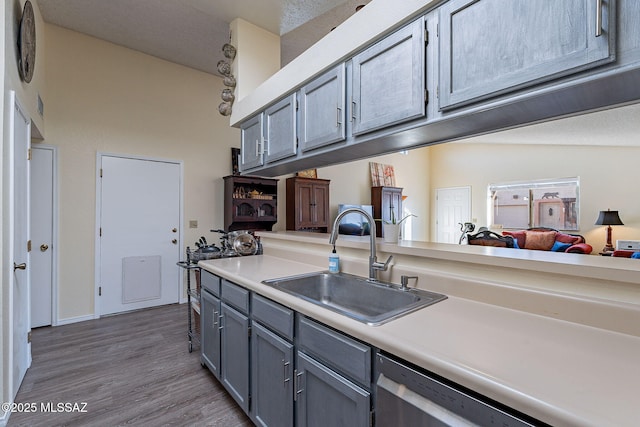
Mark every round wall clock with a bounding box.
[18,0,36,83]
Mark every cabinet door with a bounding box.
[295,181,315,228]
[296,352,370,427]
[200,289,221,378]
[220,302,250,413]
[439,0,616,110]
[352,17,425,135]
[251,322,294,427]
[240,114,264,171]
[264,94,297,163]
[299,64,346,151]
[312,183,329,228]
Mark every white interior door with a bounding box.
[436,187,471,244]
[30,146,56,328]
[10,93,32,396]
[97,155,182,316]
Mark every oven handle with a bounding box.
[377,374,478,427]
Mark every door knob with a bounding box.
[172,228,177,233]
[13,262,27,271]
[171,239,178,244]
[40,244,49,252]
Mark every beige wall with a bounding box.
[429,142,640,251]
[231,18,281,102]
[274,148,431,242]
[43,25,239,321]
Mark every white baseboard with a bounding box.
[56,314,96,326]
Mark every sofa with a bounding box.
[503,227,592,254]
[467,227,593,254]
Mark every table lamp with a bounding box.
[594,209,624,253]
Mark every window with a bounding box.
[489,177,580,231]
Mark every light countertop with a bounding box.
[199,245,640,427]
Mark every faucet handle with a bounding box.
[400,275,418,290]
[373,255,393,271]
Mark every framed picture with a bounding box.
[370,162,396,186]
[296,169,318,179]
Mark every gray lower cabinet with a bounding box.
[351,16,426,135]
[202,273,372,426]
[240,113,264,171]
[251,322,294,427]
[200,288,221,377]
[220,297,250,413]
[264,94,297,163]
[296,316,372,427]
[439,0,616,110]
[295,352,370,427]
[299,64,346,152]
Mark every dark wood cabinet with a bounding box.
[371,186,403,238]
[224,175,278,232]
[286,177,330,232]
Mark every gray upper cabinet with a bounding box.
[240,113,264,171]
[439,0,616,110]
[351,16,426,136]
[264,94,297,163]
[299,64,346,152]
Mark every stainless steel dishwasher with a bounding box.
[375,353,541,426]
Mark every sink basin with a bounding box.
[261,272,447,326]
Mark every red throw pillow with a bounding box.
[556,233,582,245]
[503,230,526,248]
[523,230,557,250]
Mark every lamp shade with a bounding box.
[594,209,624,226]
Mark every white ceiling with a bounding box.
[36,0,371,75]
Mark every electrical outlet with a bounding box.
[189,220,198,229]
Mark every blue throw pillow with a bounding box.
[512,239,520,249]
[632,252,640,259]
[551,241,572,252]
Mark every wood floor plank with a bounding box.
[7,303,252,427]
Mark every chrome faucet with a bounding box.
[329,207,393,282]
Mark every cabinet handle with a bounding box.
[283,360,291,386]
[255,139,260,157]
[595,0,603,37]
[212,310,219,327]
[336,106,342,127]
[351,100,357,122]
[218,313,224,330]
[294,369,304,401]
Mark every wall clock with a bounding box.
[18,0,36,83]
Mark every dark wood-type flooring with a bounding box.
[8,303,252,427]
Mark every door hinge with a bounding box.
[27,240,32,252]
[100,227,102,237]
[425,89,429,106]
[27,148,32,160]
[27,331,32,343]
[248,325,252,338]
[370,410,375,427]
[295,99,299,111]
[100,168,103,178]
[99,286,102,296]
[425,29,429,46]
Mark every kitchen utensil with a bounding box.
[231,232,258,256]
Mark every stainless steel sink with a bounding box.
[261,272,447,326]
